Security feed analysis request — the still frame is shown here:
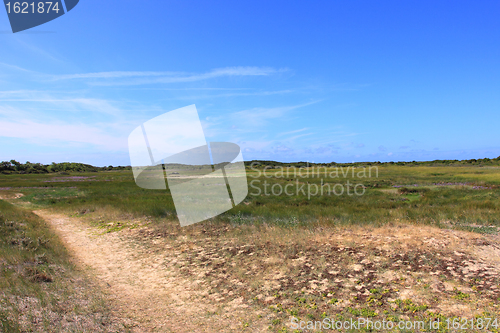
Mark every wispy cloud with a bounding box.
[287,132,314,141]
[277,127,310,137]
[0,105,27,117]
[52,71,178,80]
[0,119,126,150]
[0,92,125,117]
[0,62,33,73]
[50,67,288,86]
[173,89,294,100]
[230,101,319,126]
[14,39,63,63]
[202,101,319,138]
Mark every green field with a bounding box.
[1,162,499,232]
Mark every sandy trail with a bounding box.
[33,210,257,333]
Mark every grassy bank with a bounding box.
[0,199,123,332]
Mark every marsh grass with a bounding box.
[1,165,499,232]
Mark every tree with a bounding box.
[0,161,13,171]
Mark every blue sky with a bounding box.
[0,0,499,166]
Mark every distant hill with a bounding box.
[244,156,500,168]
[0,160,130,174]
[1,156,499,174]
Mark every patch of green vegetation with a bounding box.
[394,299,429,313]
[453,288,470,300]
[402,193,421,202]
[457,225,499,235]
[18,187,85,206]
[360,307,378,317]
[1,162,499,231]
[327,298,338,304]
[271,318,281,325]
[88,218,139,234]
[346,307,377,317]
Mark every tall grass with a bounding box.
[1,165,499,229]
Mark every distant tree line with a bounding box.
[0,160,131,174]
[2,156,499,174]
[244,156,500,169]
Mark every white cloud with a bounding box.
[52,71,177,80]
[277,127,310,137]
[0,119,126,150]
[287,132,314,141]
[230,101,318,126]
[13,39,63,63]
[0,62,33,73]
[172,89,294,100]
[239,140,273,152]
[50,67,288,86]
[0,91,125,117]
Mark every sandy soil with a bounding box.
[33,210,267,333]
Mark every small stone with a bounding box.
[263,297,274,304]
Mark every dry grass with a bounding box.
[124,218,500,332]
[0,200,126,332]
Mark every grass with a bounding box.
[2,165,498,231]
[1,163,500,331]
[0,200,124,332]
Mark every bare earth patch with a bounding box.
[34,210,270,333]
[128,220,500,332]
[31,208,500,332]
[0,192,24,200]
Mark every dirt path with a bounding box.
[33,210,263,333]
[14,204,500,332]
